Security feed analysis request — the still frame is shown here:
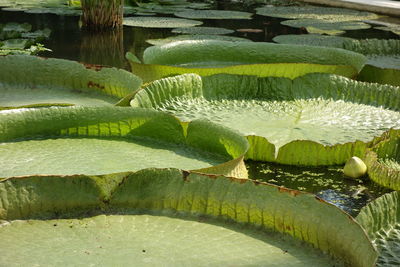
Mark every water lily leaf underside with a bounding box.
[0,106,248,179]
[0,169,377,267]
[130,73,400,165]
[127,40,366,82]
[0,55,142,109]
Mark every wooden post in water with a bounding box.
[81,0,124,30]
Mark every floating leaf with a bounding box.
[2,22,31,33]
[256,5,378,21]
[126,40,366,82]
[344,39,400,86]
[21,28,51,41]
[357,191,400,266]
[0,106,248,178]
[364,129,400,190]
[123,16,202,28]
[375,24,400,36]
[273,36,400,86]
[273,34,352,48]
[129,73,400,165]
[146,34,251,46]
[281,19,371,35]
[0,169,377,266]
[172,26,234,35]
[1,38,32,49]
[0,55,142,109]
[174,10,252,20]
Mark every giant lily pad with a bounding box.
[126,40,366,82]
[344,39,400,86]
[364,129,400,190]
[273,36,400,86]
[0,0,81,16]
[356,191,400,266]
[123,17,202,28]
[0,169,376,266]
[273,34,353,48]
[0,106,248,178]
[146,34,251,46]
[171,26,234,35]
[0,55,142,109]
[0,38,32,49]
[129,73,400,165]
[1,22,31,33]
[256,5,378,21]
[281,19,371,35]
[375,23,400,36]
[174,10,252,20]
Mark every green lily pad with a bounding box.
[344,39,400,86]
[0,38,32,49]
[256,5,378,21]
[273,34,352,48]
[174,10,252,20]
[0,106,249,178]
[172,26,234,35]
[0,0,81,15]
[375,25,400,36]
[126,40,366,83]
[146,34,251,46]
[0,55,142,109]
[364,129,400,190]
[0,169,377,266]
[356,191,400,266]
[129,73,400,165]
[21,28,51,40]
[123,17,202,28]
[273,36,400,86]
[281,19,371,35]
[24,7,81,16]
[2,22,31,33]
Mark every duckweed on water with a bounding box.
[246,161,391,216]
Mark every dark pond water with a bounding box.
[0,1,398,215]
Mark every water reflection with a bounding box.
[80,28,126,68]
[246,161,392,217]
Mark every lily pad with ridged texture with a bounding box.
[174,10,252,20]
[375,25,400,36]
[0,0,81,16]
[0,106,249,178]
[146,35,251,46]
[272,36,400,86]
[123,16,202,28]
[0,55,142,109]
[256,5,378,21]
[357,191,400,266]
[126,40,366,83]
[364,129,400,190]
[344,39,400,87]
[0,169,377,267]
[172,26,234,35]
[281,19,371,35]
[129,73,400,165]
[273,34,352,48]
